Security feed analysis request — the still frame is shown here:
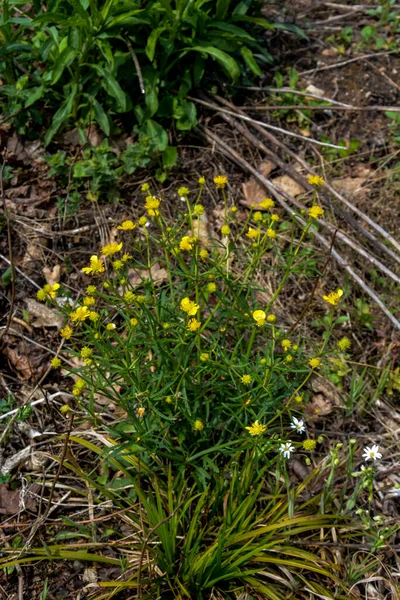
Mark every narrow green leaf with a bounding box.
[93,98,111,135]
[51,46,76,84]
[44,85,77,146]
[188,45,240,81]
[240,46,262,76]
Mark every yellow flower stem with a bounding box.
[266,222,311,312]
[262,325,276,388]
[222,188,227,220]
[246,325,257,360]
[196,183,204,204]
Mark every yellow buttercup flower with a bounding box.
[303,439,317,451]
[258,198,275,210]
[51,357,61,368]
[60,325,73,339]
[221,225,231,236]
[178,186,189,196]
[266,228,276,239]
[89,311,99,322]
[37,283,60,301]
[101,242,122,257]
[245,420,267,436]
[36,289,47,301]
[271,214,279,222]
[86,285,96,295]
[187,318,201,332]
[323,289,343,306]
[309,357,321,369]
[145,196,160,216]
[117,220,136,231]
[337,337,351,351]
[308,205,324,219]
[207,282,217,293]
[295,395,303,403]
[281,339,291,352]
[139,216,148,226]
[253,211,263,222]
[308,174,324,186]
[180,297,199,316]
[180,235,196,251]
[200,353,209,362]
[246,227,260,240]
[141,183,150,192]
[241,374,252,385]
[82,255,105,275]
[213,175,227,189]
[252,310,266,327]
[194,204,204,215]
[83,296,95,306]
[80,347,92,359]
[267,314,276,323]
[193,419,204,431]
[106,323,116,331]
[199,249,209,260]
[198,176,206,185]
[112,260,124,271]
[70,306,90,322]
[130,317,138,326]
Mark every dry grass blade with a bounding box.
[199,125,400,332]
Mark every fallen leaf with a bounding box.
[43,264,61,286]
[331,176,370,200]
[305,83,326,97]
[2,342,35,380]
[192,215,216,247]
[128,262,168,287]
[304,379,342,421]
[241,161,276,208]
[24,298,64,329]
[271,174,305,197]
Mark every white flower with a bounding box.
[290,416,305,434]
[279,441,295,459]
[180,196,186,202]
[362,445,382,462]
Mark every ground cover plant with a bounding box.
[1,175,396,598]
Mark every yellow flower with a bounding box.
[253,211,263,222]
[72,388,81,397]
[303,439,317,451]
[245,420,267,436]
[180,297,199,315]
[36,289,47,301]
[199,249,209,260]
[180,235,195,251]
[246,227,260,239]
[187,318,201,332]
[101,242,122,257]
[106,323,116,331]
[193,419,204,431]
[241,374,252,385]
[145,196,160,216]
[267,314,276,323]
[75,379,86,390]
[194,204,204,215]
[136,407,145,418]
[122,253,132,262]
[213,175,227,189]
[141,183,150,192]
[258,198,275,209]
[37,283,60,301]
[86,285,96,295]
[178,186,190,196]
[51,357,61,368]
[200,353,209,362]
[338,337,351,351]
[285,355,293,363]
[83,296,95,307]
[112,260,124,271]
[80,347,92,359]
[123,291,135,303]
[295,395,303,403]
[307,174,324,186]
[82,255,105,275]
[117,220,136,231]
[130,317,138,326]
[309,357,321,369]
[165,395,173,404]
[230,206,238,213]
[323,289,343,306]
[60,404,70,414]
[308,205,324,220]
[70,306,90,322]
[252,310,266,327]
[139,216,148,226]
[281,339,291,352]
[207,282,217,293]
[198,176,206,185]
[221,225,231,236]
[89,311,99,322]
[266,228,276,239]
[136,295,146,303]
[60,325,73,339]
[271,214,279,222]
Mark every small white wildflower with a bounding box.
[362,445,382,462]
[279,441,295,459]
[290,416,306,434]
[180,196,186,202]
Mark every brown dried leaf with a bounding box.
[24,298,64,329]
[2,343,35,380]
[192,215,216,247]
[128,262,168,287]
[271,174,305,197]
[305,379,342,421]
[43,264,61,286]
[331,176,370,200]
[241,161,275,208]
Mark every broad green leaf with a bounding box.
[240,46,262,76]
[188,45,240,81]
[216,0,231,20]
[91,65,127,111]
[24,85,44,108]
[210,21,254,40]
[140,119,168,152]
[51,46,76,84]
[146,27,166,62]
[232,15,275,30]
[44,84,77,146]
[93,99,111,135]
[162,146,177,168]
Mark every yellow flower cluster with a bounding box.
[117,220,136,231]
[337,337,351,351]
[307,175,324,186]
[37,283,60,301]
[258,198,275,210]
[213,175,227,189]
[180,297,199,315]
[245,420,267,436]
[101,242,122,256]
[145,196,160,217]
[308,205,324,220]
[179,235,197,251]
[252,310,266,327]
[82,255,105,275]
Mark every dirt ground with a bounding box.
[1,1,400,598]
